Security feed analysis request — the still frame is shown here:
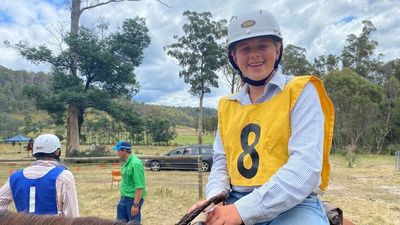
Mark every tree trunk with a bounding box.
[66,0,81,155]
[71,0,81,34]
[230,73,235,94]
[375,106,392,154]
[346,137,357,168]
[78,106,84,137]
[66,104,80,156]
[197,93,203,144]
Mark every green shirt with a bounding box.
[119,154,147,198]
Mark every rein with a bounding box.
[175,192,227,225]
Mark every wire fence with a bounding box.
[0,155,207,199]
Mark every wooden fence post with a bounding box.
[197,156,203,199]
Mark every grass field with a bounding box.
[0,144,399,224]
[171,134,214,146]
[172,126,215,145]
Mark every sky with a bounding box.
[0,0,399,108]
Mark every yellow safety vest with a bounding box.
[218,75,334,191]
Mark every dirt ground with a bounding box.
[323,155,400,225]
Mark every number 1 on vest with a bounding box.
[29,186,36,213]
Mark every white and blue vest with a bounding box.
[10,166,65,215]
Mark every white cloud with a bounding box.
[0,0,399,108]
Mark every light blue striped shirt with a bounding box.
[206,68,325,224]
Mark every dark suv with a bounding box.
[144,144,214,172]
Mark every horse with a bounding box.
[0,210,135,225]
[26,138,33,157]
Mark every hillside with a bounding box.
[130,102,217,127]
[0,65,217,138]
[0,65,49,113]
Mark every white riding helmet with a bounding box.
[228,9,283,86]
[228,9,282,48]
[33,134,61,155]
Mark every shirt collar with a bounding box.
[125,153,133,163]
[228,68,286,101]
[31,160,63,167]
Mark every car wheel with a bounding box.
[150,160,161,171]
[201,161,210,172]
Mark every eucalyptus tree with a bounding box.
[281,44,313,76]
[8,0,169,155]
[69,0,143,155]
[220,41,241,94]
[221,59,241,94]
[384,59,400,82]
[164,11,227,144]
[373,75,400,153]
[313,54,340,76]
[18,18,150,156]
[376,59,400,149]
[324,68,382,155]
[341,20,382,81]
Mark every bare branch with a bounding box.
[155,0,173,8]
[81,0,172,13]
[81,0,140,13]
[44,22,69,53]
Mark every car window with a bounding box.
[191,148,199,155]
[182,147,192,155]
[169,148,183,155]
[200,147,213,154]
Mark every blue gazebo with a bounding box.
[4,134,31,143]
[4,134,32,154]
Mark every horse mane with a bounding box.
[0,210,128,225]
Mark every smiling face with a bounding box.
[231,36,281,82]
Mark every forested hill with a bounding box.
[0,65,216,135]
[0,65,49,113]
[130,103,216,127]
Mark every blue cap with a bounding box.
[112,141,132,151]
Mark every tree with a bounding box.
[382,59,400,82]
[164,11,227,144]
[377,59,400,147]
[281,44,313,76]
[313,54,340,76]
[373,75,400,154]
[341,20,381,81]
[67,0,137,155]
[15,17,150,156]
[202,115,218,135]
[324,68,381,165]
[220,40,241,94]
[70,0,158,154]
[0,113,21,139]
[8,0,170,155]
[221,61,241,94]
[145,118,177,145]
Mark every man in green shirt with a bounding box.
[112,141,147,224]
